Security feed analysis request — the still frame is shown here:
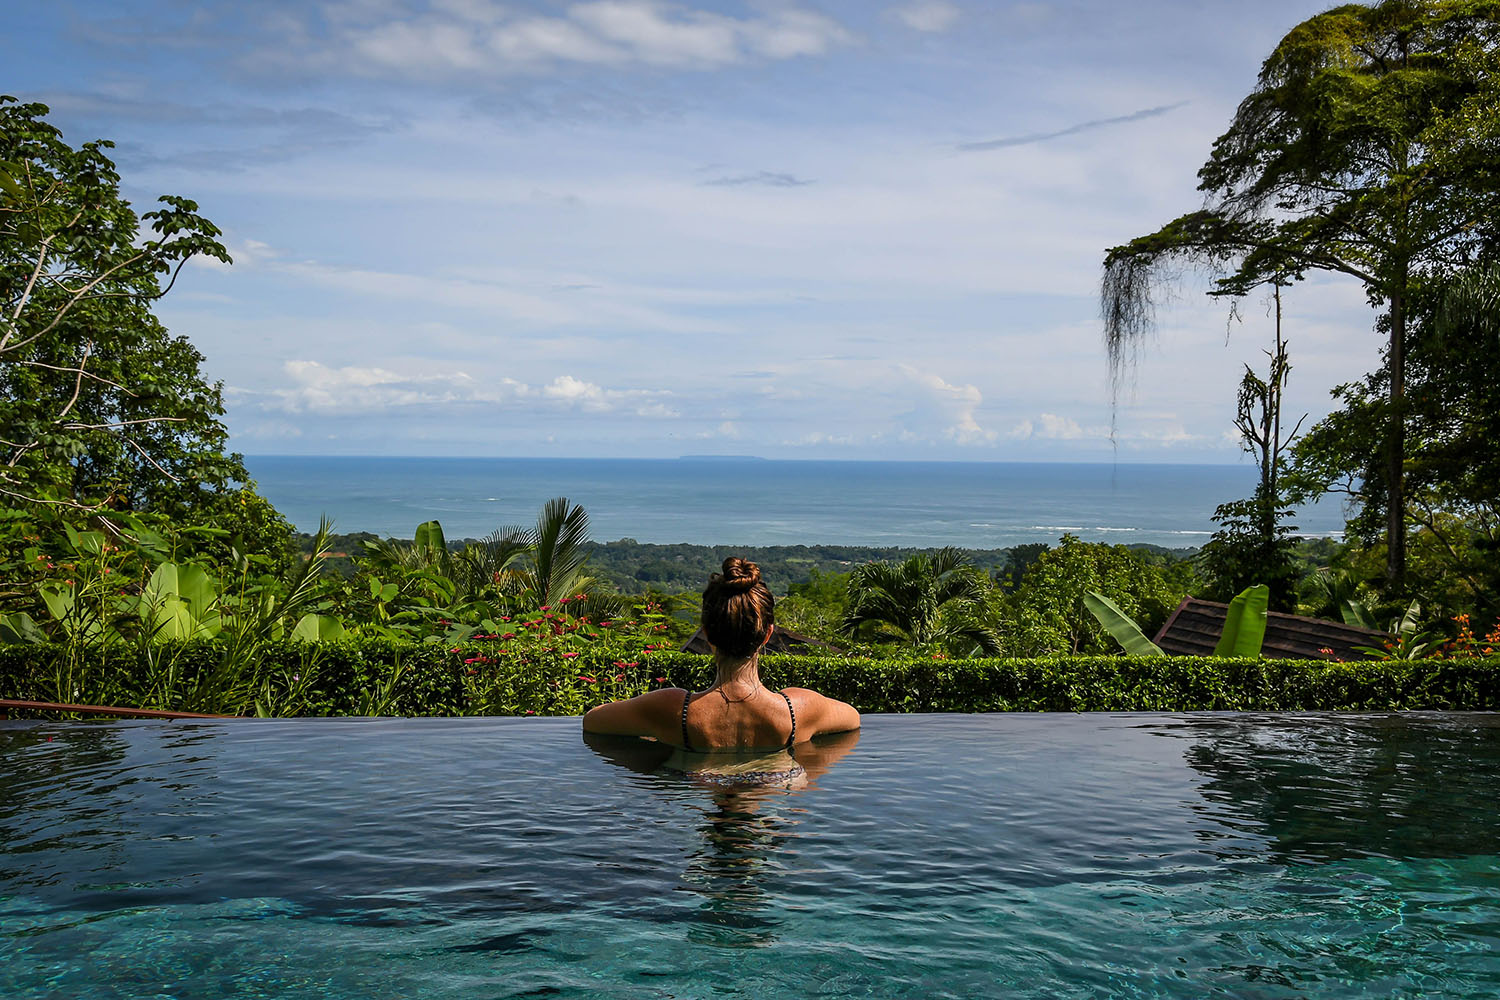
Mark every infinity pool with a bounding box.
[3,713,1499,998]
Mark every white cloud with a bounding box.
[742,9,855,59]
[251,361,515,413]
[891,1,960,33]
[298,1,853,78]
[246,361,676,418]
[541,373,679,416]
[1036,412,1086,440]
[1007,411,1205,446]
[1006,412,1103,441]
[901,365,996,445]
[786,430,858,447]
[542,373,605,405]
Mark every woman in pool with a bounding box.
[582,557,860,750]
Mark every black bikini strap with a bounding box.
[781,691,796,748]
[680,690,694,751]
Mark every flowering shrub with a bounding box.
[1436,614,1500,659]
[453,596,684,714]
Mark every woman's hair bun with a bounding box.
[701,556,774,656]
[717,556,762,592]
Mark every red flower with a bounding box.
[562,652,579,659]
[579,675,596,683]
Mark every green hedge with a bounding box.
[3,640,1500,717]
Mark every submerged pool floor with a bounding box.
[3,713,1499,998]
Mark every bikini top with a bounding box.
[679,688,796,752]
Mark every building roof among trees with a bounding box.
[1153,598,1388,660]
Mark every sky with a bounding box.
[5,0,1383,462]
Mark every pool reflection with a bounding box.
[583,730,859,947]
[1174,713,1500,862]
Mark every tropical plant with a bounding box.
[518,496,596,607]
[1304,567,1367,625]
[1214,584,1271,657]
[346,499,623,644]
[1083,591,1164,655]
[1085,584,1270,657]
[1010,536,1191,655]
[841,547,1001,654]
[1101,1,1500,584]
[1354,599,1439,659]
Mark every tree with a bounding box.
[1010,536,1191,655]
[1291,263,1500,621]
[1101,1,1500,585]
[1426,264,1500,522]
[841,547,1001,654]
[1,96,237,513]
[1197,285,1305,610]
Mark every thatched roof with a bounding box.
[1153,597,1388,660]
[680,625,841,655]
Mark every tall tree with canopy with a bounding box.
[1101,0,1500,586]
[0,96,238,514]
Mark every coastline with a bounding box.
[250,455,1348,549]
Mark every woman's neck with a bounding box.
[711,653,761,691]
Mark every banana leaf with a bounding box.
[293,613,346,643]
[1084,591,1164,655]
[1213,585,1269,657]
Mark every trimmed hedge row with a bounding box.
[4,640,1500,717]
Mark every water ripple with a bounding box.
[4,713,1500,997]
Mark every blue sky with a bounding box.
[6,0,1380,461]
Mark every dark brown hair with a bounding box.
[701,557,775,657]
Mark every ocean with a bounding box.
[243,456,1346,550]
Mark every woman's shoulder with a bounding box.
[582,686,687,738]
[778,687,861,736]
[778,686,832,704]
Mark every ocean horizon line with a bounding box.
[241,454,1260,469]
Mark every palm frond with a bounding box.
[528,498,593,606]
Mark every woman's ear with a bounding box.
[763,624,775,647]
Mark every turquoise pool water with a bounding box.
[3,713,1499,998]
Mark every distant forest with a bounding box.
[301,531,1199,595]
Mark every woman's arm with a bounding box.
[581,688,680,739]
